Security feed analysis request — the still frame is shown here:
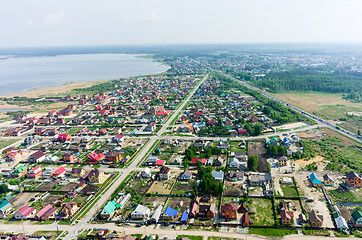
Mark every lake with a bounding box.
[0,53,169,96]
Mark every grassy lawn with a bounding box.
[177,235,203,240]
[251,198,275,226]
[0,138,20,149]
[334,231,350,237]
[249,228,298,236]
[329,188,362,203]
[66,127,83,135]
[302,229,330,236]
[280,184,299,197]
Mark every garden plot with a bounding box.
[36,181,59,192]
[224,181,245,196]
[167,197,192,213]
[248,141,268,172]
[142,196,167,209]
[250,198,275,226]
[10,192,38,210]
[43,194,64,206]
[172,180,195,195]
[147,179,176,195]
[126,177,152,195]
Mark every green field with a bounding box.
[0,139,20,149]
[249,228,298,236]
[251,198,275,226]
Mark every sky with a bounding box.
[1,0,362,47]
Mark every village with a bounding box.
[0,73,360,240]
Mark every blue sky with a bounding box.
[1,0,362,47]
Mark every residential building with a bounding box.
[323,174,335,186]
[35,205,57,220]
[100,200,116,219]
[212,170,224,181]
[131,204,150,220]
[26,166,42,178]
[105,150,122,163]
[198,203,216,219]
[10,164,27,178]
[309,210,323,227]
[278,156,287,167]
[0,200,11,215]
[309,173,322,186]
[150,204,163,223]
[71,168,86,178]
[351,209,362,227]
[163,206,179,220]
[61,200,78,217]
[87,170,107,184]
[241,212,250,227]
[62,152,76,163]
[280,209,294,226]
[158,167,170,180]
[220,203,237,220]
[52,167,66,178]
[14,206,36,220]
[346,171,362,188]
[180,170,192,180]
[28,151,45,163]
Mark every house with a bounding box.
[6,151,22,162]
[191,158,207,165]
[14,206,36,220]
[308,209,323,227]
[105,150,122,163]
[171,157,182,165]
[150,204,163,223]
[10,164,27,178]
[207,157,214,166]
[229,157,241,169]
[178,123,192,133]
[100,200,116,219]
[198,203,216,219]
[35,205,57,220]
[71,168,86,178]
[28,151,45,163]
[0,200,11,215]
[220,203,237,220]
[212,170,224,181]
[131,204,150,219]
[309,173,322,186]
[26,166,42,178]
[298,213,307,224]
[145,121,156,132]
[214,156,223,166]
[335,215,348,231]
[322,174,335,186]
[351,209,362,227]
[278,156,287,167]
[194,139,204,148]
[181,211,189,224]
[61,200,78,217]
[226,171,244,181]
[141,168,151,178]
[158,167,170,180]
[280,209,294,226]
[86,152,105,163]
[190,200,199,218]
[52,167,66,178]
[180,170,192,180]
[62,152,76,163]
[87,170,107,184]
[163,206,179,220]
[248,173,272,186]
[58,134,71,142]
[231,152,248,161]
[346,171,362,188]
[241,212,250,227]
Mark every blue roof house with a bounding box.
[163,206,179,220]
[181,211,189,224]
[309,173,322,186]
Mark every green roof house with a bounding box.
[10,164,27,178]
[100,200,116,219]
[0,200,12,215]
[351,209,362,227]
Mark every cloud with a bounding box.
[137,12,162,22]
[27,19,35,25]
[44,10,67,25]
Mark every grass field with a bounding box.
[0,138,20,149]
[280,184,299,197]
[251,198,275,226]
[273,91,362,134]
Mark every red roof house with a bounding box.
[87,152,105,163]
[58,134,71,142]
[52,167,66,177]
[26,166,42,178]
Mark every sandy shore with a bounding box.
[1,80,106,99]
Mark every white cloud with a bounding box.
[137,12,162,22]
[44,10,67,25]
[27,19,35,25]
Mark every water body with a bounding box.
[0,53,169,96]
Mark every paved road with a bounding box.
[214,70,361,143]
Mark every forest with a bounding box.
[235,69,362,102]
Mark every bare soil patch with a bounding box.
[294,156,324,168]
[168,197,191,212]
[43,194,64,206]
[10,192,38,209]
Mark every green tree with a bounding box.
[248,155,258,171]
[0,184,9,194]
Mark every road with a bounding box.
[213,70,362,143]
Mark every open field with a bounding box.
[0,138,20,149]
[9,192,38,209]
[273,91,362,134]
[147,179,176,195]
[250,198,274,226]
[248,141,267,172]
[321,127,360,146]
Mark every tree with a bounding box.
[248,155,258,171]
[253,124,262,136]
[0,184,9,194]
